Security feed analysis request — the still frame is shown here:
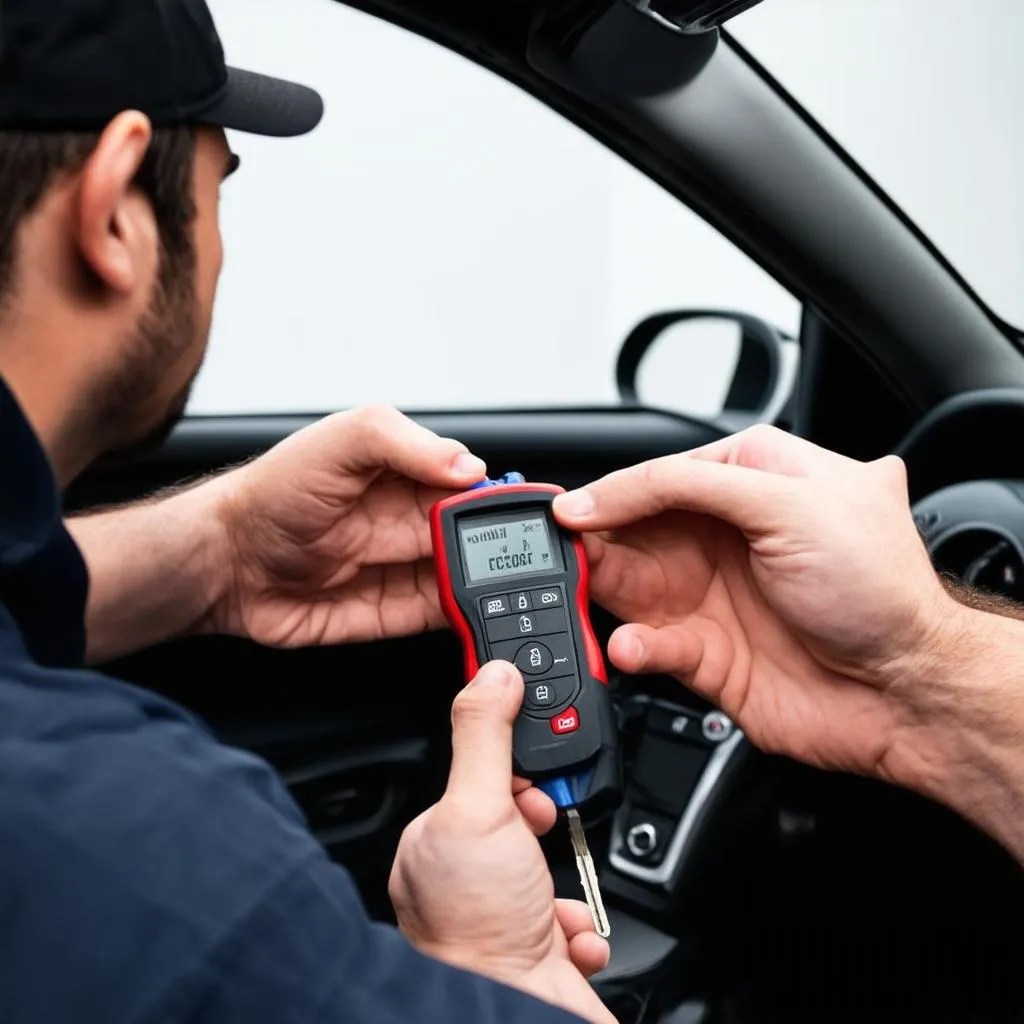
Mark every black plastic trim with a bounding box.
[65,407,725,511]
[162,408,724,463]
[894,389,1024,503]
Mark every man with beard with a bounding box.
[0,1,613,1022]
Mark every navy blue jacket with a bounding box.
[0,378,583,1023]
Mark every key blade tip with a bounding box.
[565,810,611,939]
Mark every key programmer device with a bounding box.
[430,473,622,820]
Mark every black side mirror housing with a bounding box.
[615,308,793,430]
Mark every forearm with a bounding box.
[882,596,1024,864]
[67,479,230,665]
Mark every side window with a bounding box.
[197,0,801,419]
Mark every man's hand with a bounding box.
[71,406,487,662]
[552,425,969,785]
[389,661,614,1024]
[206,406,486,647]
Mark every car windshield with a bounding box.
[732,0,1024,330]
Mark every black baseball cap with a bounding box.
[0,0,323,137]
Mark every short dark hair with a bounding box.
[0,127,197,309]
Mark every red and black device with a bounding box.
[430,477,622,818]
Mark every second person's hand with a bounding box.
[552,425,967,787]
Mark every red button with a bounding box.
[551,707,580,735]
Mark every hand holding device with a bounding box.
[206,405,488,648]
[553,425,956,782]
[390,661,616,1024]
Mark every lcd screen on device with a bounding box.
[459,515,561,583]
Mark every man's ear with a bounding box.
[76,111,155,295]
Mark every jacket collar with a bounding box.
[0,376,87,667]
[0,377,61,569]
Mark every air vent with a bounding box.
[931,528,1024,602]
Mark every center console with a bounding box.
[609,696,744,893]
[590,693,749,1022]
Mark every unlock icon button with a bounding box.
[491,633,575,679]
[513,642,553,676]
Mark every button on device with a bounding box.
[528,682,557,708]
[514,642,553,675]
[490,632,577,680]
[485,608,567,643]
[486,613,534,643]
[531,587,563,609]
[524,676,577,712]
[551,707,580,735]
[482,595,511,618]
[510,591,533,612]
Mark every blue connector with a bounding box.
[470,471,526,490]
[537,766,596,811]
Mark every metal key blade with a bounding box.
[566,808,611,939]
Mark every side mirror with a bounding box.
[615,309,796,430]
